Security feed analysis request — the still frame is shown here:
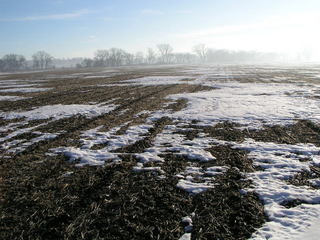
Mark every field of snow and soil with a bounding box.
[1,65,320,240]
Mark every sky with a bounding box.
[1,0,320,59]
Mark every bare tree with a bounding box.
[109,48,125,67]
[193,44,208,63]
[123,52,134,65]
[157,44,173,64]
[1,54,26,72]
[134,52,144,65]
[146,48,156,64]
[81,58,94,68]
[0,59,4,71]
[32,51,53,69]
[173,53,196,64]
[94,49,110,67]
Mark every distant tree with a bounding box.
[109,48,125,67]
[94,48,126,67]
[0,59,4,72]
[157,44,173,64]
[32,51,53,69]
[173,53,196,64]
[94,49,110,67]
[82,58,94,68]
[123,52,134,65]
[134,52,144,65]
[193,44,208,63]
[1,54,26,72]
[146,48,156,64]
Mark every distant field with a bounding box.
[1,65,320,239]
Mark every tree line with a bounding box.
[77,44,278,68]
[0,44,279,72]
[77,44,196,68]
[0,51,53,72]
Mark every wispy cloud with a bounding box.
[141,9,164,16]
[0,9,91,22]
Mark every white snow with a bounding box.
[294,219,320,240]
[52,124,153,166]
[133,163,165,174]
[0,95,28,101]
[309,179,320,188]
[0,124,45,144]
[177,179,214,194]
[80,124,152,151]
[0,104,117,120]
[167,82,320,128]
[0,87,52,93]
[100,76,193,87]
[0,118,59,155]
[179,233,191,240]
[6,132,58,154]
[227,139,320,239]
[134,152,164,163]
[123,76,192,85]
[0,103,117,155]
[0,84,40,88]
[83,75,108,79]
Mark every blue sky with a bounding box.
[1,0,320,58]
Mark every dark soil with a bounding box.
[116,117,172,153]
[184,120,320,147]
[207,145,254,172]
[192,169,265,240]
[288,165,320,189]
[248,120,320,146]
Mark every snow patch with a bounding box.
[167,82,320,128]
[0,104,117,120]
[229,139,320,239]
[0,87,52,93]
[0,95,28,101]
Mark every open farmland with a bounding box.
[1,65,320,239]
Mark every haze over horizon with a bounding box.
[1,0,320,60]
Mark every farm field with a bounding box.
[1,64,320,239]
